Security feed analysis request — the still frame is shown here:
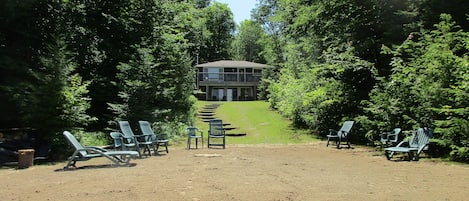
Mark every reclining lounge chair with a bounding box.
[63,131,138,169]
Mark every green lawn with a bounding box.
[195,101,318,145]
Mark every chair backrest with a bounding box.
[138,120,159,141]
[63,131,87,156]
[187,127,199,136]
[209,119,224,136]
[118,121,136,141]
[339,121,354,136]
[138,121,155,135]
[110,132,123,148]
[409,128,433,149]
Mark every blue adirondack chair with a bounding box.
[384,127,433,161]
[327,121,354,148]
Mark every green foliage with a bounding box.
[364,14,469,161]
[269,42,376,142]
[231,20,266,63]
[28,36,94,152]
[73,130,109,147]
[196,101,317,145]
[197,2,236,62]
[109,1,195,131]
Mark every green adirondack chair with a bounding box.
[384,128,433,161]
[63,131,138,170]
[327,121,354,148]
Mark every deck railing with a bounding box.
[197,72,262,83]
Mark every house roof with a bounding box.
[195,60,273,68]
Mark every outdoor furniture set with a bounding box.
[62,119,432,170]
[63,119,226,169]
[326,120,433,161]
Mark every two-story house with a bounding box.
[195,60,273,101]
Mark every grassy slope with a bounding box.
[195,101,318,145]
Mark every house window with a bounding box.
[224,68,237,81]
[207,68,222,81]
[254,69,262,75]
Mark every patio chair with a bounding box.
[384,127,433,161]
[186,127,204,150]
[380,128,401,148]
[138,121,169,154]
[119,121,155,157]
[63,131,138,169]
[326,120,354,148]
[208,119,225,149]
[110,132,123,151]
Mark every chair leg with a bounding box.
[187,137,191,150]
[143,145,151,156]
[223,137,225,149]
[326,137,330,147]
[413,153,420,161]
[385,150,392,160]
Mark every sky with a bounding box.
[215,0,258,25]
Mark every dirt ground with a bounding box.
[1,142,469,201]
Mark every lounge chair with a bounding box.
[208,119,225,149]
[119,121,155,157]
[63,131,138,169]
[384,128,433,161]
[326,120,354,148]
[186,127,203,149]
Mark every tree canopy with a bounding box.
[1,0,469,162]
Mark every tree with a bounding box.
[231,20,266,63]
[197,2,236,63]
[109,1,196,136]
[363,14,469,160]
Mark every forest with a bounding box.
[1,0,468,161]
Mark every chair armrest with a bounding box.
[339,131,349,138]
[394,140,407,148]
[329,129,338,135]
[80,146,108,153]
